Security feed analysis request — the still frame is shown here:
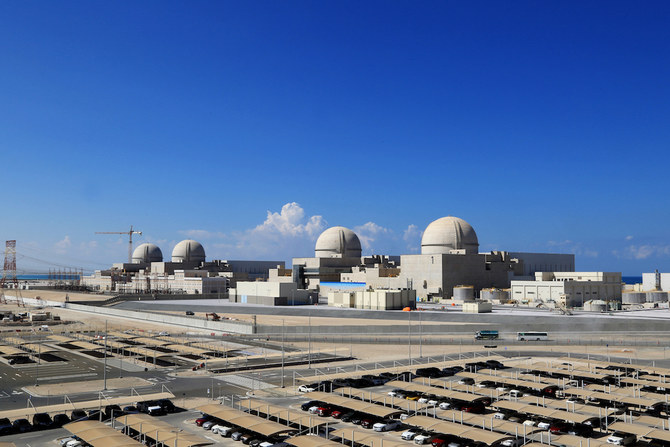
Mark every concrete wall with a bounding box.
[643,273,670,291]
[64,303,255,334]
[508,252,575,276]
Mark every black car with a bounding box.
[32,413,53,430]
[416,367,442,378]
[340,411,359,423]
[186,310,195,315]
[122,406,140,414]
[249,439,266,447]
[104,405,124,420]
[87,409,103,420]
[51,414,70,428]
[485,360,505,369]
[12,419,32,433]
[0,417,13,435]
[157,399,176,413]
[70,410,88,422]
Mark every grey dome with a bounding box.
[132,243,163,263]
[171,239,206,263]
[421,216,479,255]
[315,226,362,258]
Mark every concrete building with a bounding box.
[283,217,577,303]
[510,272,622,307]
[328,289,415,310]
[81,239,283,294]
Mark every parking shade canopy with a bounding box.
[303,392,403,418]
[289,435,345,447]
[64,420,144,447]
[196,403,296,437]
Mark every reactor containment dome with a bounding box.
[421,216,479,255]
[131,243,163,263]
[315,226,362,258]
[171,239,206,263]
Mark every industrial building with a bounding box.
[279,216,574,302]
[510,272,622,308]
[81,240,283,295]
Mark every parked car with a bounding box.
[402,429,420,440]
[362,375,386,385]
[202,420,216,430]
[416,367,442,378]
[186,311,195,316]
[414,433,436,445]
[340,411,358,423]
[32,413,53,430]
[104,405,123,420]
[195,417,211,427]
[457,377,475,385]
[211,424,227,435]
[316,406,332,417]
[240,433,255,444]
[607,432,636,446]
[0,418,13,435]
[12,419,32,433]
[298,384,317,393]
[509,390,524,398]
[218,426,236,437]
[122,406,139,414]
[231,430,248,441]
[157,399,176,413]
[70,410,88,422]
[485,360,505,369]
[301,400,324,411]
[373,420,402,432]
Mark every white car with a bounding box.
[308,405,320,414]
[537,421,551,430]
[509,389,523,398]
[501,439,524,447]
[414,434,433,445]
[493,412,507,420]
[496,386,510,393]
[607,433,636,446]
[427,398,439,406]
[211,425,226,435]
[522,420,536,426]
[438,402,452,410]
[158,331,169,336]
[418,397,430,404]
[298,385,316,393]
[218,426,235,437]
[373,420,401,432]
[402,430,419,440]
[260,443,274,447]
[458,378,475,385]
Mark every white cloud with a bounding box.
[625,235,634,241]
[614,244,670,260]
[402,224,422,253]
[252,202,326,239]
[54,236,71,253]
[210,202,327,260]
[354,222,391,252]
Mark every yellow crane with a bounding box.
[95,225,142,263]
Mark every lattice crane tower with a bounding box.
[0,240,18,289]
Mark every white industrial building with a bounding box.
[510,272,622,307]
[283,216,574,302]
[81,240,283,295]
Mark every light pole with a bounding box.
[308,313,312,369]
[103,320,108,391]
[281,319,285,388]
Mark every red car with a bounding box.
[331,410,343,419]
[195,417,210,427]
[316,407,332,417]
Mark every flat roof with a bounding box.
[304,391,403,418]
[196,403,296,437]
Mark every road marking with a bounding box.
[37,373,97,381]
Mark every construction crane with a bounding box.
[95,225,142,263]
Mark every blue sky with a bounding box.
[1,1,669,275]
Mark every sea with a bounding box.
[622,276,642,284]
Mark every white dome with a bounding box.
[421,216,479,255]
[132,243,163,263]
[171,239,206,263]
[315,226,362,258]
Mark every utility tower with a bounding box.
[0,240,18,289]
[95,226,142,263]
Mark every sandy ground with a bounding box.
[23,377,153,396]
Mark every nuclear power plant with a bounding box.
[80,215,644,310]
